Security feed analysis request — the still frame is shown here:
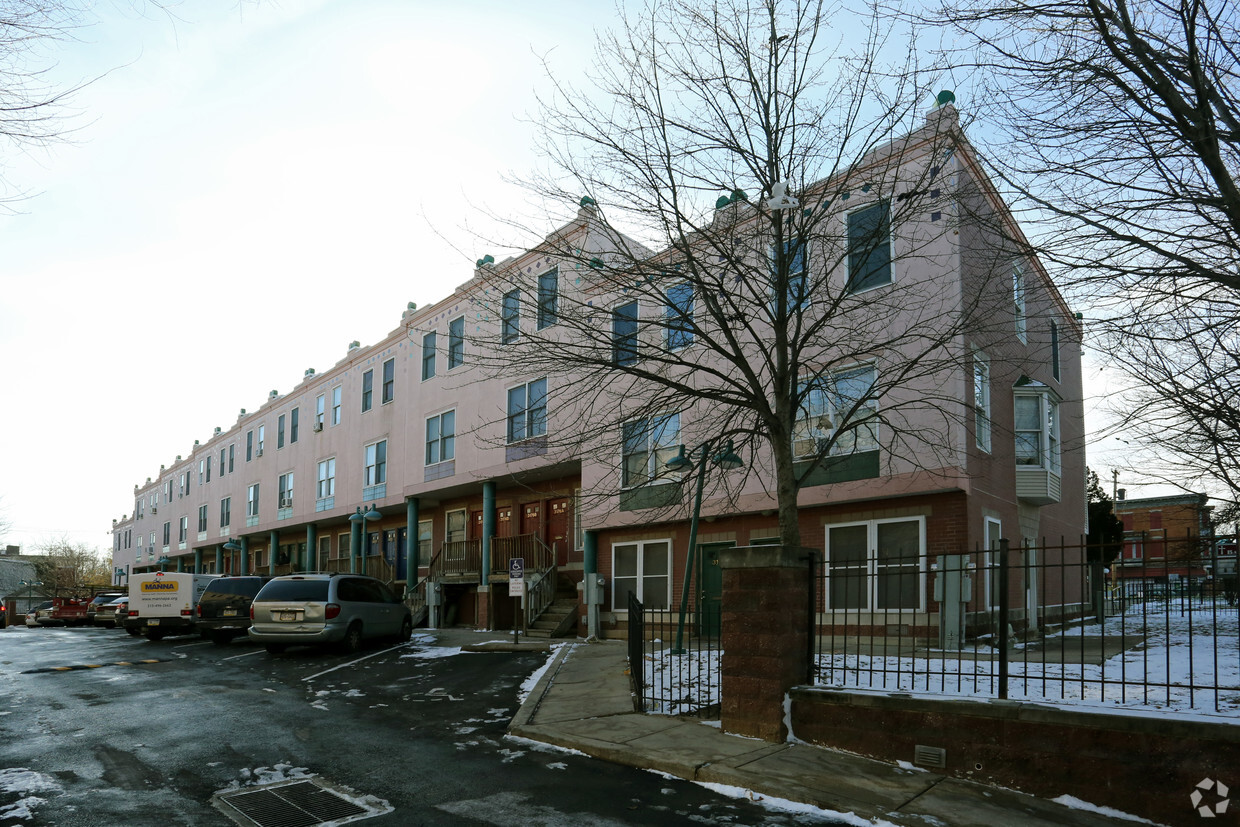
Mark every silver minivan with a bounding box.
[248,574,412,654]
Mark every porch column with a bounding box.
[306,523,317,573]
[481,481,496,586]
[719,544,812,742]
[584,529,600,639]
[350,517,361,575]
[193,548,202,573]
[405,497,419,589]
[214,545,223,573]
[269,530,279,576]
[240,536,250,574]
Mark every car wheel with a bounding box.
[145,628,165,641]
[342,622,363,654]
[265,644,286,654]
[209,631,229,645]
[397,616,413,642]
[125,627,141,637]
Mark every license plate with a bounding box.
[147,619,160,626]
[222,609,237,617]
[279,611,296,622]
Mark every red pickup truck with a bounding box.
[33,596,91,627]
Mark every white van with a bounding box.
[125,572,219,640]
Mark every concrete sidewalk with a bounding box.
[489,636,1142,827]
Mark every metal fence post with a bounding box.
[806,553,816,684]
[998,537,1010,700]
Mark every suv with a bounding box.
[86,592,125,625]
[248,574,412,654]
[196,576,270,644]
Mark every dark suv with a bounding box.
[196,576,271,644]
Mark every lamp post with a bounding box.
[223,540,241,575]
[19,579,43,616]
[349,504,382,575]
[665,439,743,654]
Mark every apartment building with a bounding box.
[111,102,1086,637]
[1113,492,1223,594]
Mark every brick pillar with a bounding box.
[477,584,492,630]
[719,545,812,741]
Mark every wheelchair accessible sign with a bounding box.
[509,557,525,596]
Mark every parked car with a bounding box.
[85,592,125,625]
[34,596,91,627]
[0,599,6,629]
[248,573,412,654]
[196,576,271,644]
[26,601,52,627]
[93,596,129,628]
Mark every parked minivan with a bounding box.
[248,574,412,654]
[196,576,271,644]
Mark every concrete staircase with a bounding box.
[524,595,578,639]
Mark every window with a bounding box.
[220,497,231,529]
[446,509,467,543]
[246,430,253,462]
[198,459,205,485]
[665,281,694,350]
[178,516,188,543]
[179,472,188,497]
[162,521,170,546]
[974,354,991,453]
[622,413,680,487]
[846,201,892,292]
[247,483,260,518]
[538,268,558,329]
[220,449,226,477]
[278,472,294,508]
[422,332,437,380]
[338,533,351,560]
[165,480,172,502]
[984,517,1003,609]
[426,412,455,465]
[612,300,638,366]
[1050,321,1061,381]
[794,367,878,458]
[317,458,336,499]
[257,424,266,455]
[1013,263,1027,341]
[1014,390,1060,473]
[417,520,433,566]
[198,505,208,533]
[277,414,286,449]
[502,289,521,344]
[291,407,299,443]
[382,358,395,404]
[206,457,211,482]
[771,238,807,310]
[824,517,924,611]
[612,540,671,609]
[448,317,464,369]
[507,378,547,443]
[229,445,234,473]
[316,394,326,428]
[365,440,387,486]
[361,369,373,412]
[331,386,342,425]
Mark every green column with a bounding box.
[306,524,317,573]
[214,545,223,574]
[350,518,361,575]
[240,536,249,574]
[192,549,201,573]
[405,497,419,590]
[177,556,185,573]
[481,481,495,586]
[269,530,279,576]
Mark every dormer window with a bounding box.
[1014,380,1061,504]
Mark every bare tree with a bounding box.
[33,536,111,593]
[916,0,1240,497]
[447,0,1027,549]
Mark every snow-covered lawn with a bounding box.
[642,600,1240,717]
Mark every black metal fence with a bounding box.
[809,534,1239,714]
[627,594,722,716]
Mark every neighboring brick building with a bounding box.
[1113,491,1217,594]
[110,102,1087,638]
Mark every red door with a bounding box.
[469,510,484,541]
[520,502,541,540]
[548,498,571,566]
[497,507,513,538]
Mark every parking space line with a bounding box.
[222,649,266,661]
[301,642,417,683]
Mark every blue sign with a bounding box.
[509,557,525,580]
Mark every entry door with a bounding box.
[698,541,733,638]
[497,507,514,538]
[547,498,571,566]
[520,502,541,537]
[470,510,484,541]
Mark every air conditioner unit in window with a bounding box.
[280,498,293,508]
[313,423,323,432]
[151,507,157,514]
[256,448,264,457]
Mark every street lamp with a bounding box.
[19,579,43,616]
[665,439,744,654]
[349,504,382,575]
[157,555,170,573]
[223,539,242,575]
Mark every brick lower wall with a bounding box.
[791,687,1240,825]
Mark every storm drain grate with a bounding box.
[215,778,388,827]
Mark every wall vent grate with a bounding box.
[914,744,947,768]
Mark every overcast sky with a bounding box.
[0,0,1153,555]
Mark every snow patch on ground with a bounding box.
[217,764,314,792]
[1051,794,1158,824]
[518,645,569,704]
[695,780,902,826]
[504,734,588,758]
[0,768,60,822]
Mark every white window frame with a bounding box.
[664,281,695,350]
[1013,262,1027,342]
[845,200,893,294]
[316,393,326,427]
[448,316,465,370]
[621,413,680,488]
[425,410,455,466]
[278,472,294,508]
[974,353,991,453]
[823,516,926,612]
[506,378,547,443]
[247,483,260,518]
[317,457,336,499]
[1014,389,1061,474]
[984,516,1003,610]
[364,440,387,486]
[794,366,879,459]
[611,538,673,610]
[331,386,342,426]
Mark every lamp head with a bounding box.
[711,440,743,471]
[364,506,382,521]
[348,507,364,523]
[664,445,692,472]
